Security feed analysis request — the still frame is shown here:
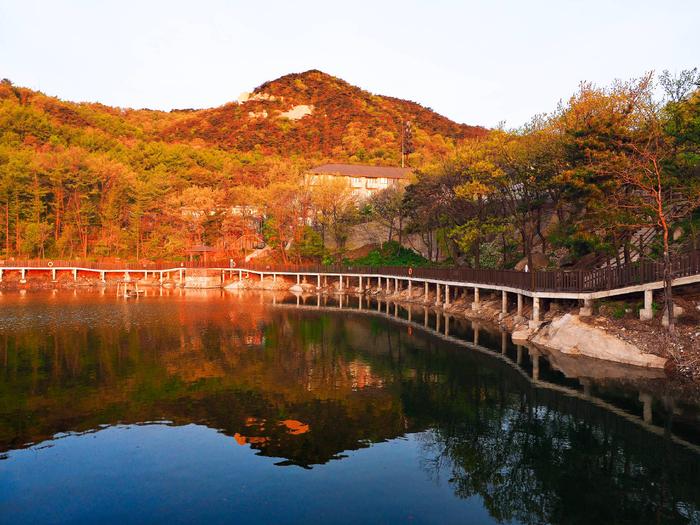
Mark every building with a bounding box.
[307,163,413,200]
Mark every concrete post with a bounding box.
[317,274,321,288]
[239,269,242,280]
[359,295,363,310]
[531,297,541,324]
[517,294,523,318]
[640,289,653,321]
[178,269,183,285]
[394,303,398,316]
[339,275,344,291]
[378,276,381,290]
[424,307,428,327]
[339,294,343,308]
[445,285,450,306]
[408,306,412,323]
[500,291,508,320]
[100,271,106,282]
[260,273,264,282]
[436,311,441,332]
[473,323,480,345]
[359,275,362,291]
[579,297,594,317]
[435,284,441,306]
[472,287,480,310]
[394,278,399,293]
[296,274,300,284]
[73,269,78,282]
[516,345,523,365]
[444,314,449,336]
[51,268,56,282]
[0,269,3,282]
[385,277,390,293]
[408,280,412,296]
[501,330,507,354]
[20,268,26,283]
[424,281,428,300]
[160,271,164,285]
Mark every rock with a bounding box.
[531,314,666,368]
[512,328,532,343]
[514,252,549,271]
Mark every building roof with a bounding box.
[309,163,413,180]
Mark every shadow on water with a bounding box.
[0,288,699,523]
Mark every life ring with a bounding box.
[408,267,413,276]
[47,261,53,267]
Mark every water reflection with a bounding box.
[0,289,699,524]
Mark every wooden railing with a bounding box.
[1,250,699,294]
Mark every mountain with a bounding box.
[0,70,486,166]
[160,70,486,160]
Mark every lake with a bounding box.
[1,289,699,524]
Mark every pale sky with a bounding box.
[0,0,698,128]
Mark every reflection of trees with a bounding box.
[404,373,700,524]
[1,298,700,521]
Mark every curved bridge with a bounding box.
[1,250,699,324]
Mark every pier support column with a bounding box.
[359,275,362,291]
[499,291,508,320]
[516,345,523,365]
[579,297,594,317]
[424,281,429,301]
[260,273,264,282]
[317,274,321,288]
[408,280,412,296]
[501,330,508,354]
[0,269,3,282]
[51,268,56,282]
[640,289,654,321]
[385,277,390,294]
[444,314,449,336]
[435,283,441,306]
[529,297,541,329]
[339,275,344,291]
[408,306,412,323]
[178,269,183,285]
[436,311,441,332]
[516,294,525,322]
[296,274,300,284]
[359,295,363,310]
[100,271,106,283]
[473,322,480,345]
[20,268,26,284]
[472,288,480,310]
[73,269,78,282]
[424,307,428,327]
[445,285,450,306]
[160,272,164,285]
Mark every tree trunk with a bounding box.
[662,228,675,333]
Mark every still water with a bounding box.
[1,289,699,524]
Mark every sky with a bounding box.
[0,0,698,128]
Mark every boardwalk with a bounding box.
[1,250,699,325]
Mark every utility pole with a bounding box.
[401,120,413,168]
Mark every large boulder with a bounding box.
[514,252,549,271]
[531,314,666,368]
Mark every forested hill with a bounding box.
[0,70,485,259]
[0,70,485,165]
[162,70,486,158]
